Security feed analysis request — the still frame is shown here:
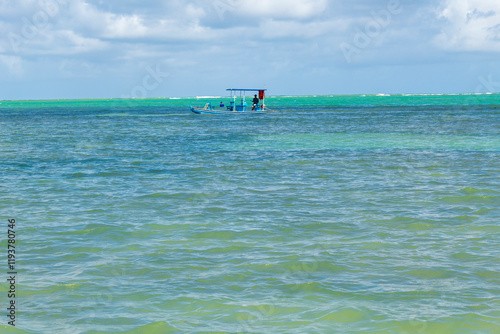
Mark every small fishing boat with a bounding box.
[190,88,267,114]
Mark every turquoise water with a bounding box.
[1,95,500,333]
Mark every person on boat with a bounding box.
[220,101,225,107]
[252,94,259,110]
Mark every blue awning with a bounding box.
[226,89,267,91]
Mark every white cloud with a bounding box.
[0,55,24,76]
[102,14,149,38]
[42,30,107,54]
[436,0,500,51]
[59,1,214,41]
[238,0,328,19]
[259,19,339,39]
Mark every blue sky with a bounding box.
[1,0,500,100]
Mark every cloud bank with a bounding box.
[1,0,499,99]
[437,0,500,51]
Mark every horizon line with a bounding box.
[1,92,499,103]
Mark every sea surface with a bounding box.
[1,94,500,333]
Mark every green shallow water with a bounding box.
[1,95,500,333]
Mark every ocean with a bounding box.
[1,94,499,333]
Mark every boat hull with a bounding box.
[190,106,265,115]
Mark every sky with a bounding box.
[1,0,500,100]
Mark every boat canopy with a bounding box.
[226,88,266,100]
[226,89,267,91]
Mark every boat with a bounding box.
[190,88,267,114]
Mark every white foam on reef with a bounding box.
[401,92,499,96]
[401,93,447,96]
[196,96,221,99]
